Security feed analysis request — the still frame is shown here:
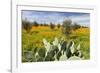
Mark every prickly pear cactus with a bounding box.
[23,37,84,62]
[52,37,59,46]
[68,55,82,60]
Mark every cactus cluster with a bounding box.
[22,38,84,62]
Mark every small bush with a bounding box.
[50,22,55,30]
[22,19,32,33]
[57,24,61,29]
[73,22,81,30]
[33,21,39,27]
[62,19,72,36]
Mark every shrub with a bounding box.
[22,19,32,33]
[57,24,61,29]
[33,21,39,27]
[50,22,55,30]
[73,22,81,30]
[62,19,72,36]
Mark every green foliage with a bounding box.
[68,55,82,60]
[22,19,90,62]
[22,37,85,62]
[22,19,32,33]
[33,21,39,27]
[57,24,61,29]
[62,19,72,36]
[50,22,55,30]
[38,48,46,58]
[73,22,81,30]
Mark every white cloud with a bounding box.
[69,14,90,26]
[22,11,90,27]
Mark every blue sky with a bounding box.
[22,10,90,27]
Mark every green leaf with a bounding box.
[68,55,82,60]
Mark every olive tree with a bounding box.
[57,24,61,29]
[50,22,55,30]
[62,19,72,36]
[33,21,39,27]
[22,19,32,33]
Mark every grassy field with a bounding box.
[22,26,90,62]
